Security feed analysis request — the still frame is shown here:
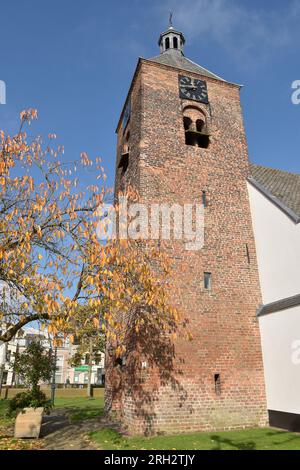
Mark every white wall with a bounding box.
[248,182,300,304]
[259,305,300,414]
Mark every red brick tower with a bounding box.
[106,24,268,434]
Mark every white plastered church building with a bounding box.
[248,163,300,430]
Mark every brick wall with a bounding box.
[106,59,268,435]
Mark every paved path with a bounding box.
[41,408,118,450]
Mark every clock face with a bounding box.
[179,75,208,104]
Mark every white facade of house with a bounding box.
[248,180,300,421]
[259,305,300,415]
[0,326,105,388]
[248,182,300,305]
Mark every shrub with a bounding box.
[8,389,52,416]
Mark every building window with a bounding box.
[202,191,207,208]
[196,119,205,132]
[183,107,210,149]
[173,37,178,49]
[214,374,221,395]
[2,371,8,385]
[119,130,130,182]
[115,357,123,367]
[183,116,192,131]
[246,244,251,264]
[118,153,129,176]
[123,131,130,154]
[204,272,212,290]
[95,354,102,365]
[6,350,11,363]
[165,37,170,50]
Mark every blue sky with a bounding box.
[0,0,300,188]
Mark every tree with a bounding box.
[0,109,110,342]
[68,306,105,398]
[0,110,181,361]
[13,341,53,394]
[8,341,54,414]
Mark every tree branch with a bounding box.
[0,313,50,343]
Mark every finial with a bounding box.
[169,11,173,28]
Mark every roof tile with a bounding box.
[250,164,300,218]
[147,50,227,82]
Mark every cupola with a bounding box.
[158,16,185,55]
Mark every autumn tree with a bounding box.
[67,305,105,397]
[0,109,110,343]
[0,111,181,360]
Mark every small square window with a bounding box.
[204,272,212,290]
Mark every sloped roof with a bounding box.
[147,50,229,83]
[257,293,300,317]
[250,164,300,221]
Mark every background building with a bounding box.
[248,166,300,431]
[0,326,105,388]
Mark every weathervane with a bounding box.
[169,11,173,28]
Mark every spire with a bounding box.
[158,16,185,55]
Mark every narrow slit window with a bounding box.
[118,153,129,176]
[214,374,221,395]
[204,272,212,290]
[202,191,207,208]
[246,244,251,264]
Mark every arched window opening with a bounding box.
[165,37,170,50]
[183,116,192,131]
[183,108,210,149]
[196,119,205,133]
[173,37,178,49]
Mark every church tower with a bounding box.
[108,23,268,434]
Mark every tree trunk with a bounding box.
[0,342,8,397]
[87,338,93,399]
[50,347,57,406]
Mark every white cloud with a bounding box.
[160,0,300,66]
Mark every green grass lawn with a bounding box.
[3,395,300,450]
[0,395,104,449]
[54,395,104,422]
[0,392,105,426]
[91,427,300,451]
